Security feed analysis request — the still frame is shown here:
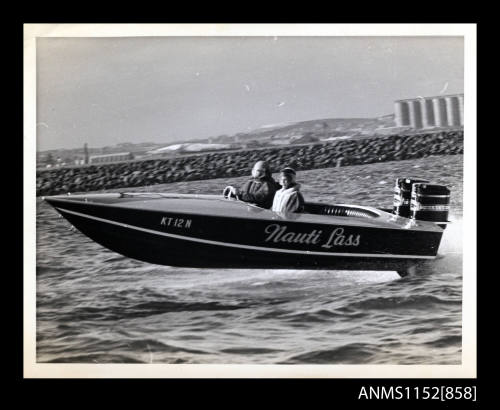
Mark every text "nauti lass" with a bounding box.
[264,224,361,247]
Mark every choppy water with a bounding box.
[35,155,464,364]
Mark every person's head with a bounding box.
[279,167,296,189]
[251,160,271,179]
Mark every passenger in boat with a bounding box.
[223,160,280,208]
[271,167,305,213]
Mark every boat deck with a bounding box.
[46,193,443,233]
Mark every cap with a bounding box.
[280,167,296,175]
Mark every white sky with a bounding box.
[35,35,463,151]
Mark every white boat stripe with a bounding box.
[55,207,436,260]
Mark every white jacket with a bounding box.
[271,184,304,213]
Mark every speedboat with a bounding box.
[43,179,450,277]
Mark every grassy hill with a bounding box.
[212,115,397,144]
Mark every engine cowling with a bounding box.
[410,183,450,224]
[393,177,429,218]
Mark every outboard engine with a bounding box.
[410,183,450,227]
[393,178,429,218]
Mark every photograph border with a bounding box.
[24,23,477,379]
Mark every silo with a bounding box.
[458,95,464,126]
[394,101,410,126]
[409,100,423,129]
[432,98,448,127]
[446,96,461,126]
[420,98,435,128]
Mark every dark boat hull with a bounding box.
[44,193,444,273]
[59,208,428,271]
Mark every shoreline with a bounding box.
[36,131,463,197]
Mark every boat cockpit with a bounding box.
[302,203,380,218]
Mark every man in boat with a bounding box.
[271,167,305,213]
[223,160,280,209]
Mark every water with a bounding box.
[35,155,464,364]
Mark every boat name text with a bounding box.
[160,216,192,229]
[264,224,360,247]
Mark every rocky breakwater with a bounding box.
[37,131,463,197]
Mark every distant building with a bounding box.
[320,135,352,141]
[146,143,235,156]
[394,94,464,129]
[88,152,133,164]
[374,126,413,136]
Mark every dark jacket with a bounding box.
[239,176,280,209]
